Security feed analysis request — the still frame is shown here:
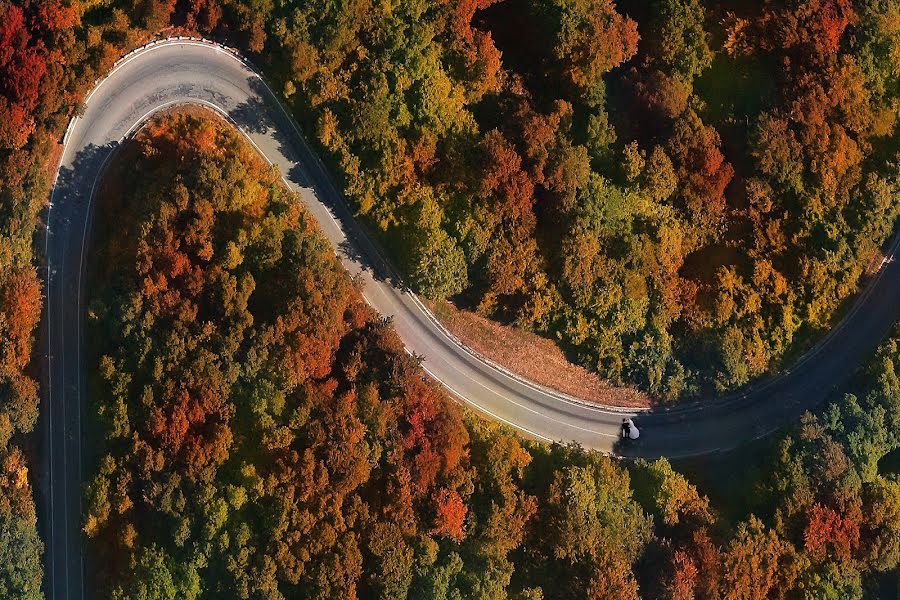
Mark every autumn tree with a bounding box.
[0,448,43,600]
[539,0,639,107]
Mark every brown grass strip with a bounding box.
[425,300,651,408]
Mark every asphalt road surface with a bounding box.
[43,39,900,599]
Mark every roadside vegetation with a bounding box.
[425,299,650,406]
[82,113,900,599]
[3,0,897,416]
[205,0,900,402]
[1,0,898,597]
[0,447,43,599]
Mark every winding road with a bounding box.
[43,39,900,599]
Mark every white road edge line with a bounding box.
[47,38,900,600]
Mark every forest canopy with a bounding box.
[180,0,900,400]
[0,0,895,442]
[0,0,898,596]
[82,112,900,599]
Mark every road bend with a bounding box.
[44,39,900,598]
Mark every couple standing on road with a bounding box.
[621,418,640,441]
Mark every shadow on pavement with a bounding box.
[232,76,402,289]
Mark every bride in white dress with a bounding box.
[621,418,640,440]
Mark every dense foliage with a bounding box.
[0,1,61,596]
[0,0,898,595]
[202,0,900,399]
[85,114,900,599]
[86,114,480,598]
[6,0,894,401]
[0,448,43,600]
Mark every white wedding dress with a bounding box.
[625,418,640,440]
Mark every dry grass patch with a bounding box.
[426,300,651,408]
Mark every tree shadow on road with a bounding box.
[50,142,120,262]
[232,76,403,289]
[228,93,275,135]
[41,139,119,600]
